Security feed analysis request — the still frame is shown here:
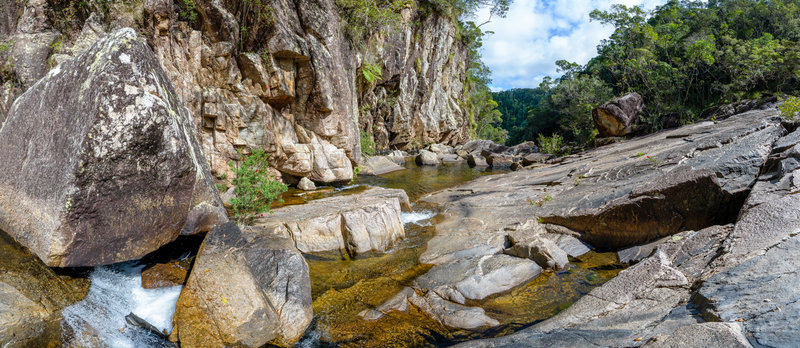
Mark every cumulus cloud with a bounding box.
[477,0,669,90]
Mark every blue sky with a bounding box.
[475,0,669,91]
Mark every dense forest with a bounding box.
[488,0,800,150]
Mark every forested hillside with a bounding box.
[494,0,800,148]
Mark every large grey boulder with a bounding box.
[415,149,441,166]
[361,155,406,175]
[173,222,312,347]
[593,92,644,137]
[0,29,227,267]
[252,187,410,256]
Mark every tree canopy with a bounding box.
[495,0,800,148]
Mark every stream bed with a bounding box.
[296,161,625,347]
[18,161,624,347]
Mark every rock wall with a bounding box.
[358,7,470,150]
[0,0,471,184]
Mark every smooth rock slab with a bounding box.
[252,187,410,256]
[172,222,312,347]
[361,155,406,175]
[414,254,542,301]
[0,28,226,267]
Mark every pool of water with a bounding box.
[297,161,625,347]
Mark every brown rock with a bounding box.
[141,260,191,289]
[593,92,644,137]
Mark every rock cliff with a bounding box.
[0,0,471,184]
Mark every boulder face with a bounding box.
[593,92,644,137]
[0,230,89,347]
[0,28,227,267]
[173,222,312,347]
[253,187,410,257]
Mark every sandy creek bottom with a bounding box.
[7,161,624,347]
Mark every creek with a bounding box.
[50,160,623,347]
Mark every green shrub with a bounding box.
[361,61,382,85]
[779,96,800,121]
[360,130,376,157]
[0,41,11,54]
[228,149,287,224]
[335,0,410,46]
[537,133,564,155]
[178,0,198,24]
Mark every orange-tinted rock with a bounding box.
[141,259,191,289]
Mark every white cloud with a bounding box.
[478,0,669,90]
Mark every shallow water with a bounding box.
[299,161,625,347]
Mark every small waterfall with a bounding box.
[401,210,435,226]
[62,263,182,347]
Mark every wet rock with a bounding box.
[0,230,89,347]
[416,149,440,166]
[467,153,489,167]
[141,260,191,289]
[505,237,569,270]
[298,177,316,191]
[459,225,733,347]
[414,254,542,301]
[407,290,500,330]
[0,29,226,267]
[361,155,406,176]
[173,222,312,347]
[593,92,644,137]
[252,187,410,256]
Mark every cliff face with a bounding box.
[0,0,471,183]
[359,7,470,150]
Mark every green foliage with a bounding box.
[336,0,411,46]
[228,149,288,224]
[0,41,11,54]
[177,0,198,24]
[492,88,548,144]
[491,0,800,152]
[779,96,800,121]
[361,61,382,85]
[537,133,564,155]
[360,130,377,158]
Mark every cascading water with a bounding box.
[62,263,181,347]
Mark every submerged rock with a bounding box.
[173,222,312,347]
[0,29,227,267]
[253,187,410,256]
